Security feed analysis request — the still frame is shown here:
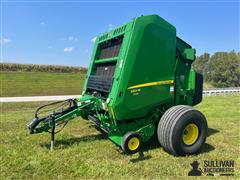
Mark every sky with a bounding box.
[1,0,239,67]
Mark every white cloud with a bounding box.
[1,38,12,44]
[68,36,74,41]
[91,37,97,43]
[62,36,78,42]
[63,47,73,52]
[3,38,11,43]
[108,24,114,30]
[40,22,45,25]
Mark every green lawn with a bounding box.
[0,95,239,179]
[0,72,85,97]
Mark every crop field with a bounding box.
[0,72,85,97]
[0,95,239,179]
[0,63,87,73]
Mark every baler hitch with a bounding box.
[27,99,76,133]
[27,98,92,150]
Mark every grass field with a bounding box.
[1,72,214,97]
[0,95,239,179]
[0,72,85,97]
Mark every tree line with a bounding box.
[193,51,240,87]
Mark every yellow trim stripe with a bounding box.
[109,107,117,125]
[111,108,116,120]
[128,80,174,90]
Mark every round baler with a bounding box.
[27,14,207,156]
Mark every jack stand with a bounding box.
[50,116,55,151]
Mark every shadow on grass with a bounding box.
[200,143,215,154]
[129,136,158,163]
[130,151,152,163]
[197,127,219,154]
[41,133,108,149]
[41,128,219,155]
[207,128,220,137]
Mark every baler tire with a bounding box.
[157,105,207,156]
[121,132,142,155]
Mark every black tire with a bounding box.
[157,105,207,156]
[121,131,142,155]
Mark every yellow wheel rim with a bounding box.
[182,123,199,145]
[128,137,140,151]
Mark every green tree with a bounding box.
[206,51,240,87]
[193,53,210,75]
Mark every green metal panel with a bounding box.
[83,15,178,120]
[112,15,176,120]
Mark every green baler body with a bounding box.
[29,14,201,149]
[78,15,201,145]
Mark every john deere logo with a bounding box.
[188,160,202,176]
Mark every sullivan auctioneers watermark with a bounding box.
[188,160,235,176]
